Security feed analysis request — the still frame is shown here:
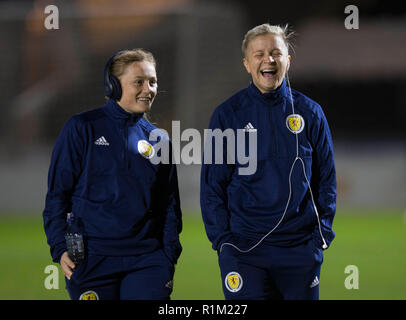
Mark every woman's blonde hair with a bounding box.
[110,48,156,79]
[241,23,295,57]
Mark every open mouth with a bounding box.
[260,69,277,78]
[137,97,152,103]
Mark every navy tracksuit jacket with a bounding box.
[200,79,336,299]
[43,98,182,266]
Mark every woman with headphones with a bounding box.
[43,49,182,300]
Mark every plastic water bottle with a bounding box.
[65,212,84,264]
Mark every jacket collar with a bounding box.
[103,98,144,123]
[248,78,289,102]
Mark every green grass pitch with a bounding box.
[0,209,404,300]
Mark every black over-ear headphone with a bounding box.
[104,50,127,101]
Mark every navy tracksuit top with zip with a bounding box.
[43,99,182,264]
[200,79,336,251]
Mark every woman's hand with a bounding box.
[60,251,76,280]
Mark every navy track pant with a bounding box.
[218,238,323,300]
[65,249,174,300]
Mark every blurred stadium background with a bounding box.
[0,0,405,299]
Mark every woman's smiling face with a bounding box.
[243,33,291,93]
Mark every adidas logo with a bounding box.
[243,122,257,132]
[310,276,319,288]
[94,136,109,146]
